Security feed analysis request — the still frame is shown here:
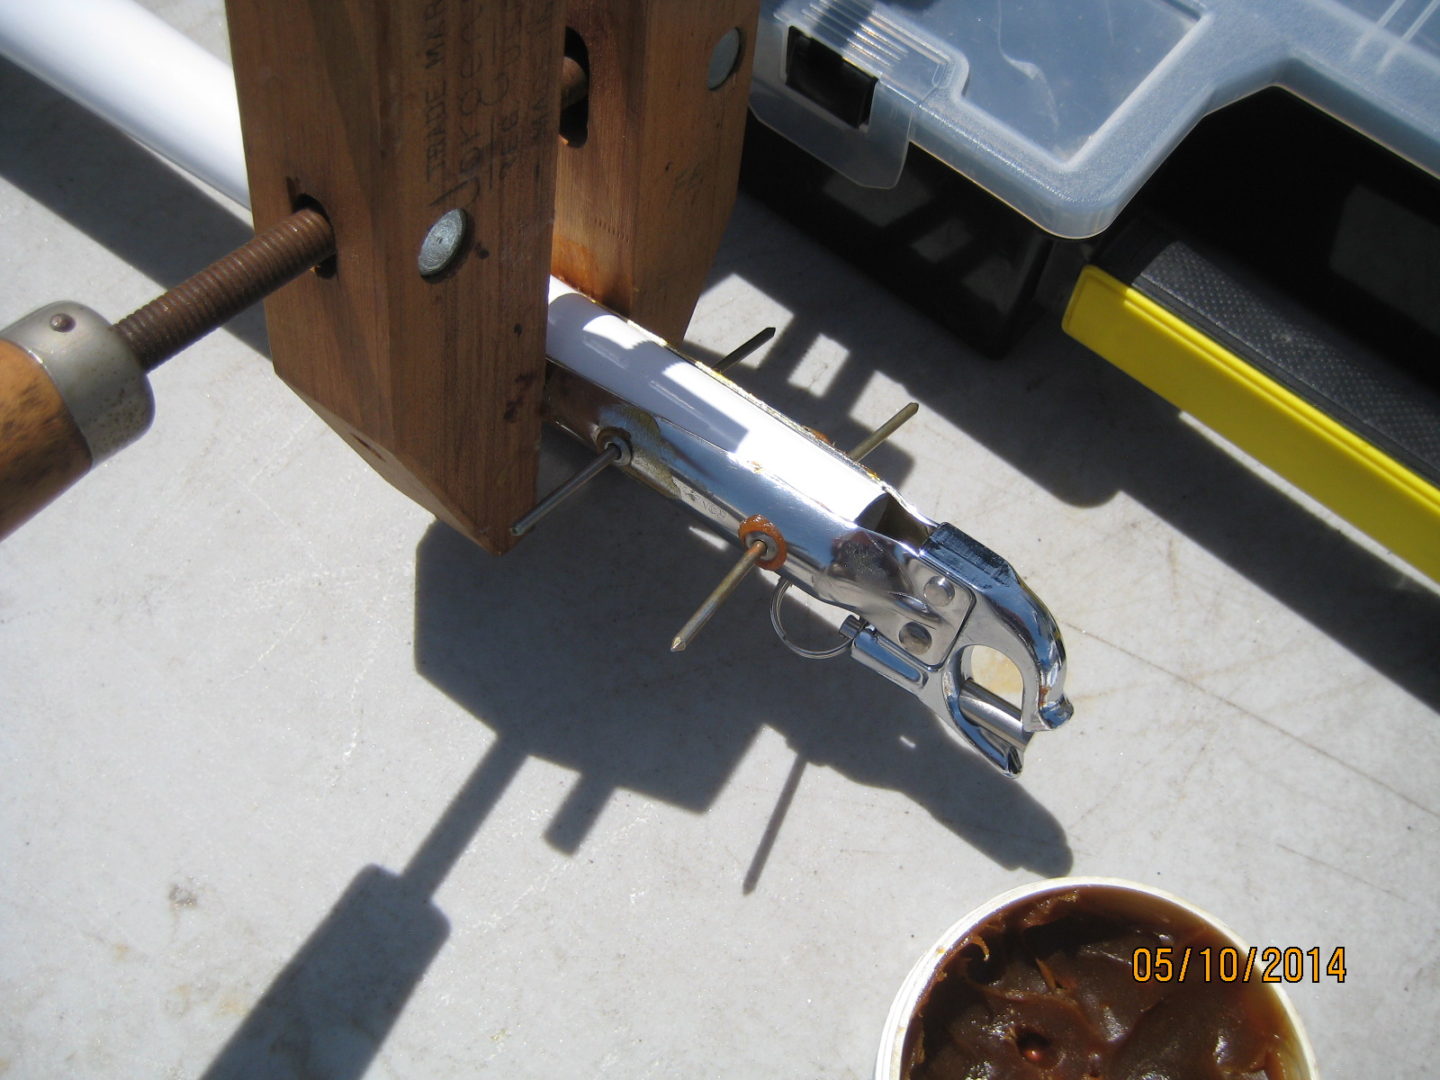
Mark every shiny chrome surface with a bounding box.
[841,524,1073,776]
[544,281,1070,774]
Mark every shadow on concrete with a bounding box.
[199,740,524,1080]
[412,509,1074,874]
[196,485,1074,1078]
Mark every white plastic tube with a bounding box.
[546,279,883,525]
[0,0,248,205]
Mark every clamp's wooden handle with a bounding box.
[0,339,92,540]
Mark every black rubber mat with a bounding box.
[1100,220,1440,487]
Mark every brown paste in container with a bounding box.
[900,888,1302,1080]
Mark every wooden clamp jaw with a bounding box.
[227,0,566,555]
[226,0,758,554]
[553,1,760,343]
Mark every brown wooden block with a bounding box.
[226,0,565,553]
[552,0,760,340]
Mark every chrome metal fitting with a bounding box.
[544,282,1073,777]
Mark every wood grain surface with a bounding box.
[0,340,92,540]
[552,0,760,340]
[226,0,565,554]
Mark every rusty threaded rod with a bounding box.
[113,207,336,372]
[109,55,586,373]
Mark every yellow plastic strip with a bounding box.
[1063,265,1440,582]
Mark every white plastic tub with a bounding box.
[876,877,1319,1080]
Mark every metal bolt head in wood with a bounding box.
[418,209,471,278]
[707,27,742,89]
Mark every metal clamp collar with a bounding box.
[3,302,154,462]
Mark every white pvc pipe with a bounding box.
[0,0,248,205]
[546,278,882,524]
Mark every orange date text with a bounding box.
[1131,945,1346,984]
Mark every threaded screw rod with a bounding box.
[113,207,336,372]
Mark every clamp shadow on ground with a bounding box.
[198,489,1073,1080]
[411,496,1073,870]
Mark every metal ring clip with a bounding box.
[769,579,851,660]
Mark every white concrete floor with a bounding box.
[2,4,1438,1078]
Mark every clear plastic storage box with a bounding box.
[749,0,1440,238]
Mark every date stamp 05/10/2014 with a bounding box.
[1132,946,1347,984]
